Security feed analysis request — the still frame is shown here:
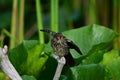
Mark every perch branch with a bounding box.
[53,54,66,80]
[0,45,22,80]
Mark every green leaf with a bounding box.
[22,75,36,80]
[100,50,120,80]
[60,75,68,80]
[82,50,106,64]
[107,57,120,80]
[39,56,57,80]
[70,64,105,80]
[9,41,28,74]
[63,24,118,58]
[9,40,48,77]
[0,72,8,80]
[101,50,119,66]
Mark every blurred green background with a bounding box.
[0,0,120,48]
[0,0,120,80]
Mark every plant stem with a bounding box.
[83,0,97,24]
[51,0,59,32]
[3,29,18,43]
[10,0,18,49]
[118,0,120,47]
[36,0,44,44]
[18,0,25,43]
[113,0,119,49]
[64,0,74,29]
[88,0,97,24]
[0,31,4,47]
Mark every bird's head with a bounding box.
[56,33,63,40]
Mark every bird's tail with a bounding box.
[40,29,57,36]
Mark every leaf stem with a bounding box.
[18,0,25,43]
[88,0,98,24]
[36,0,44,44]
[10,0,18,49]
[51,0,59,32]
[113,0,119,49]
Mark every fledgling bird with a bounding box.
[40,29,82,66]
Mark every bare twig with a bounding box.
[53,54,66,80]
[0,45,22,80]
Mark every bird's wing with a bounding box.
[66,38,82,55]
[65,52,75,67]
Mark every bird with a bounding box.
[40,29,82,66]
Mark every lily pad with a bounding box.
[63,24,118,58]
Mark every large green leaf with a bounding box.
[63,24,118,58]
[9,41,28,74]
[9,40,48,77]
[69,64,105,80]
[60,24,117,80]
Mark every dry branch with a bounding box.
[0,45,22,80]
[53,54,66,80]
